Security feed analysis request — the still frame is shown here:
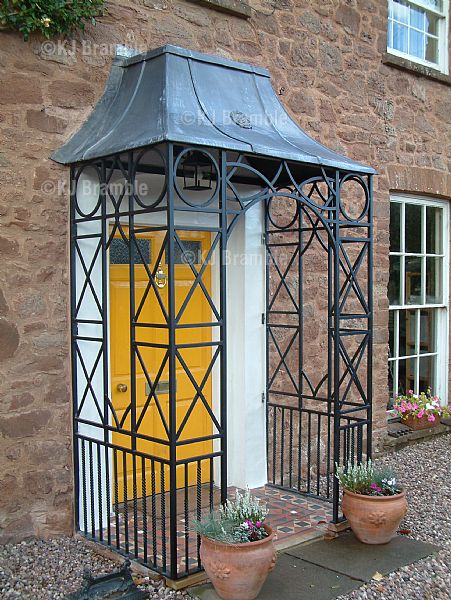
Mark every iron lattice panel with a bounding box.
[70,144,373,578]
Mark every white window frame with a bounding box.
[387,0,450,74]
[389,194,449,406]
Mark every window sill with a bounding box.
[186,0,251,18]
[382,52,451,86]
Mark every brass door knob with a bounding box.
[116,383,128,393]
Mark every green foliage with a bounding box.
[335,460,402,496]
[0,0,106,41]
[194,489,269,544]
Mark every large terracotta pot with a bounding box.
[342,489,407,544]
[200,526,276,600]
[402,413,438,430]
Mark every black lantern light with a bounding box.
[182,150,212,191]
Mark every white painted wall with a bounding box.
[225,203,267,489]
[75,167,109,532]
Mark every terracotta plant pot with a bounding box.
[342,488,407,544]
[200,526,276,600]
[402,413,438,430]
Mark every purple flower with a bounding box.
[256,521,262,528]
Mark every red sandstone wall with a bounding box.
[0,0,450,542]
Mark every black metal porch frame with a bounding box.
[70,143,373,579]
[264,170,373,524]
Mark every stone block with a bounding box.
[0,77,43,104]
[0,318,20,361]
[48,80,95,109]
[0,409,51,439]
[26,109,68,134]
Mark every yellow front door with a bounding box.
[109,227,213,500]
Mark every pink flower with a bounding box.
[256,521,262,528]
[428,415,435,422]
[408,389,414,395]
[417,409,424,418]
[412,404,418,410]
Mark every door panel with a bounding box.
[110,228,213,501]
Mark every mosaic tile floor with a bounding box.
[103,485,333,576]
[250,486,333,545]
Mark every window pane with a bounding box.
[393,1,409,24]
[419,308,437,354]
[405,203,422,253]
[418,355,436,393]
[423,0,441,9]
[166,240,202,265]
[399,309,416,357]
[390,202,401,251]
[410,6,425,31]
[389,255,401,304]
[388,360,395,406]
[426,257,442,303]
[426,206,443,254]
[405,256,422,304]
[389,311,395,358]
[425,35,438,63]
[110,238,151,265]
[426,13,439,36]
[393,22,408,52]
[398,357,416,395]
[409,29,425,59]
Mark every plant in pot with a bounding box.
[194,489,276,600]
[336,460,407,545]
[392,388,449,431]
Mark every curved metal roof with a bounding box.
[52,45,375,174]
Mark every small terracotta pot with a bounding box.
[402,413,438,430]
[200,526,276,600]
[342,488,407,545]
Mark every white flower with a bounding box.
[426,403,433,410]
[382,478,397,487]
[241,521,250,530]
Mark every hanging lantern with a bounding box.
[182,150,213,191]
[155,262,167,288]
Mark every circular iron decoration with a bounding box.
[173,148,219,208]
[267,188,300,230]
[339,174,369,222]
[299,176,335,212]
[74,164,102,218]
[133,147,167,209]
[230,111,252,129]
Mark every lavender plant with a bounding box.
[335,460,402,496]
[194,489,269,544]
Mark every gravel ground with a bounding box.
[0,434,449,599]
[339,433,451,600]
[0,536,188,599]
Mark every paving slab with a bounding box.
[188,553,362,600]
[285,532,439,581]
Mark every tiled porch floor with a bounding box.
[104,485,333,575]
[252,486,333,547]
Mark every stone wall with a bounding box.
[0,0,450,542]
